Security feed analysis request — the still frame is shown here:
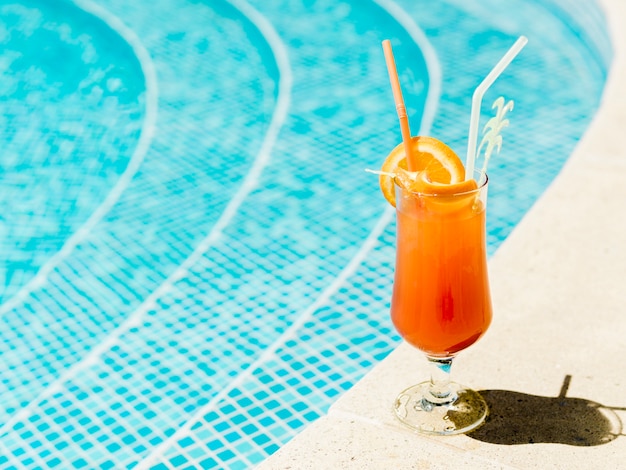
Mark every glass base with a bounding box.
[393,381,487,435]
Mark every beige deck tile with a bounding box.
[257,414,517,470]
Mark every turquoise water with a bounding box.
[0,0,610,468]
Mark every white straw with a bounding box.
[465,36,528,180]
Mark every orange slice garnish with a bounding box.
[379,136,466,206]
[410,170,478,195]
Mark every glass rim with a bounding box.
[393,171,488,198]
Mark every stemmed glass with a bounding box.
[390,170,491,435]
[380,35,526,435]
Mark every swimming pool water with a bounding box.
[0,0,611,468]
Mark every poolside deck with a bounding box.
[258,0,626,468]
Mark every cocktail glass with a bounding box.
[390,170,491,435]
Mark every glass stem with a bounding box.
[426,356,456,405]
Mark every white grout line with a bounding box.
[135,205,395,469]
[137,1,442,465]
[0,0,158,316]
[0,0,293,450]
[0,0,441,465]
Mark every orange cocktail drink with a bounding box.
[391,175,492,357]
[378,34,524,436]
[377,136,492,435]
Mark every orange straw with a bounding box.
[382,39,415,171]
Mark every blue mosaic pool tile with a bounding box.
[0,0,611,468]
[0,0,279,426]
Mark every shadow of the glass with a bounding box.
[469,376,624,446]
